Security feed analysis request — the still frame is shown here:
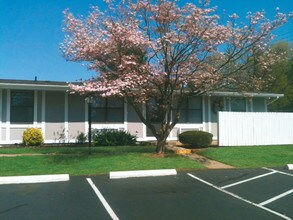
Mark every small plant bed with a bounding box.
[199,145,293,168]
[0,146,205,176]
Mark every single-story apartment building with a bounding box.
[0,79,283,145]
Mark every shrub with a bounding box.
[76,132,87,144]
[178,130,213,148]
[93,129,137,146]
[22,128,44,146]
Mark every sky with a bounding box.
[0,0,292,82]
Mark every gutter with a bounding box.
[0,83,70,91]
[209,91,284,98]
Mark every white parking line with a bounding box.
[259,189,293,206]
[221,171,277,189]
[187,173,292,220]
[86,178,119,220]
[263,167,293,177]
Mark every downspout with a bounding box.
[266,96,281,112]
[267,96,280,105]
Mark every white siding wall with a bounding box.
[219,112,293,146]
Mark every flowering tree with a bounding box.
[61,0,290,153]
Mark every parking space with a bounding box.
[89,172,287,220]
[188,168,293,220]
[0,177,111,220]
[223,173,292,203]
[0,167,292,220]
[267,194,293,218]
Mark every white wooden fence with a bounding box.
[218,112,293,146]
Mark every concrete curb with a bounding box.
[0,174,70,185]
[286,164,293,170]
[109,169,177,179]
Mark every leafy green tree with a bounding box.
[266,42,293,112]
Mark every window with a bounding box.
[231,98,246,112]
[173,96,202,123]
[146,98,161,123]
[11,91,34,124]
[91,97,124,123]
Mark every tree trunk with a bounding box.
[155,136,167,154]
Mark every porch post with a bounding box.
[208,96,211,133]
[6,89,10,143]
[0,89,2,144]
[88,101,92,150]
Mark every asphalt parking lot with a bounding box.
[0,167,292,220]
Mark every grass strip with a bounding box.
[0,146,204,176]
[199,145,293,168]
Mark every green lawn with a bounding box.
[199,145,293,168]
[0,146,204,176]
